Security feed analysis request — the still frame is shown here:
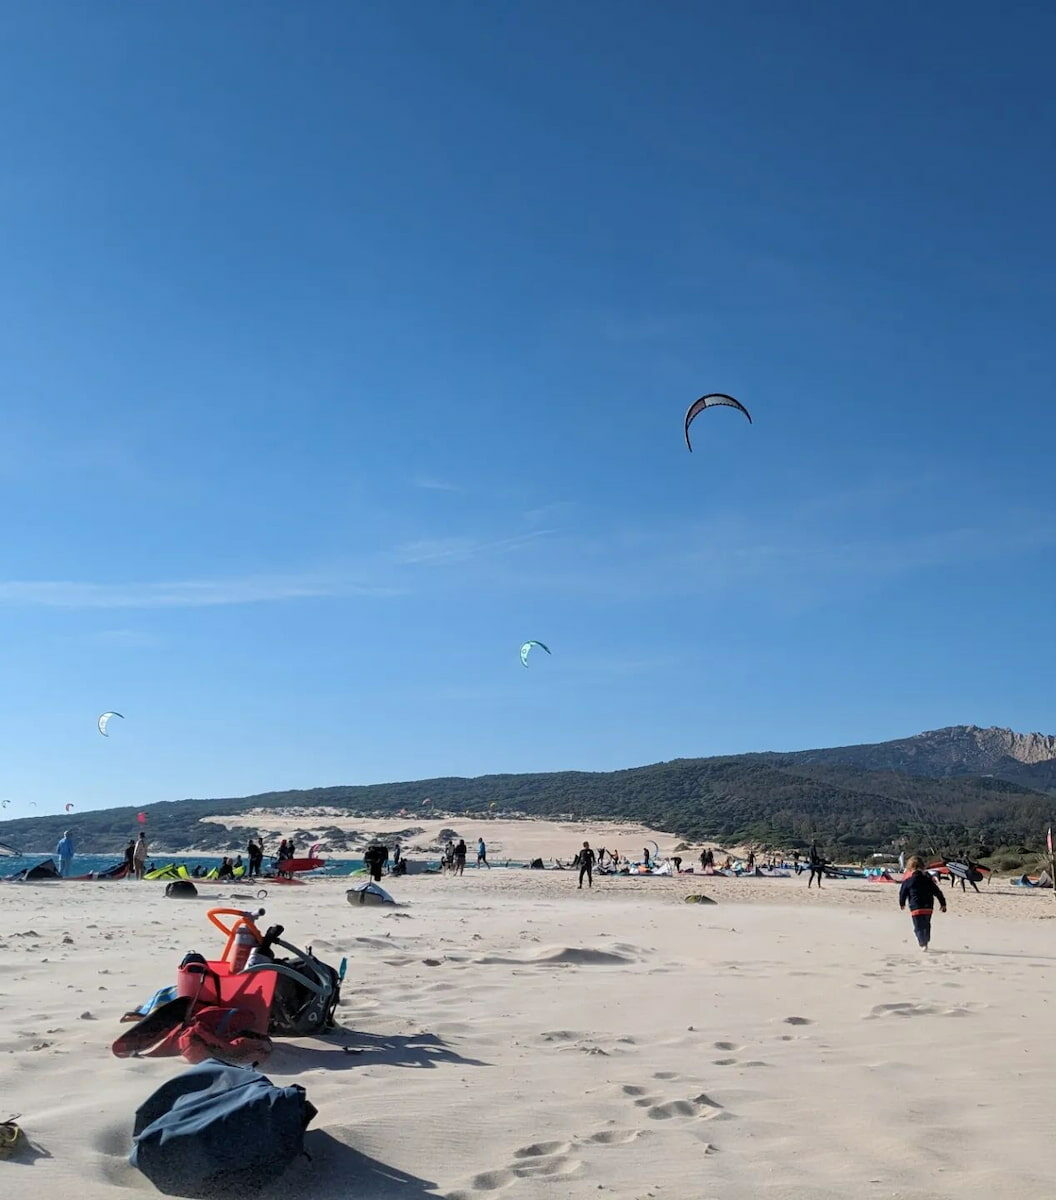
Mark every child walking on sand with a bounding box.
[898,856,947,951]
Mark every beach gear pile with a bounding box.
[130,1060,316,1197]
[113,906,344,1067]
[0,1115,26,1159]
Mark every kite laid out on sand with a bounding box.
[684,393,752,451]
[98,711,124,737]
[520,640,551,668]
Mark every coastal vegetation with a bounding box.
[2,727,1055,858]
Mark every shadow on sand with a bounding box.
[270,1029,488,1072]
[268,1133,438,1199]
[933,948,1056,962]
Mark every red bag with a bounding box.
[113,1000,272,1066]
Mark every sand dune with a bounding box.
[1,870,1054,1198]
[202,812,692,861]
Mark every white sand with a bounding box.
[1,869,1053,1198]
[203,812,694,860]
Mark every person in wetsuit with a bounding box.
[951,855,982,893]
[578,841,595,889]
[807,843,826,889]
[899,856,947,950]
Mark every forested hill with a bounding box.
[1,725,1055,856]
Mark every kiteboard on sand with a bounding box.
[275,857,325,874]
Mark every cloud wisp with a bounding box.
[390,528,555,566]
[0,574,397,610]
[0,527,558,611]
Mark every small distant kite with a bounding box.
[137,812,148,824]
[684,393,752,452]
[520,640,551,668]
[98,711,124,737]
[65,803,75,813]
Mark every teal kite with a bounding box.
[520,640,551,668]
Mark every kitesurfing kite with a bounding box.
[98,711,124,737]
[520,640,551,668]
[137,812,148,824]
[64,803,74,813]
[684,393,752,451]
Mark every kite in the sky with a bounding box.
[520,640,551,668]
[65,803,75,813]
[684,393,752,452]
[98,712,124,737]
[137,812,148,824]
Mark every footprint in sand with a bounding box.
[783,1016,813,1026]
[469,1169,517,1191]
[511,1155,583,1179]
[647,1100,699,1119]
[866,1002,941,1019]
[646,1094,725,1121]
[585,1129,642,1145]
[620,1084,648,1096]
[713,1041,743,1051]
[513,1142,572,1158]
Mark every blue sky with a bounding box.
[0,1,1054,813]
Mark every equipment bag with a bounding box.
[130,1059,315,1196]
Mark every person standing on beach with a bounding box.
[364,842,388,882]
[807,843,825,889]
[133,830,149,880]
[476,837,490,868]
[899,856,947,950]
[123,838,136,878]
[55,830,75,877]
[578,842,595,889]
[454,839,467,876]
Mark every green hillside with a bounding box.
[3,731,1055,857]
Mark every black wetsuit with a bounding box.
[899,870,946,947]
[579,847,595,889]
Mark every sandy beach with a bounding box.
[1,867,1054,1199]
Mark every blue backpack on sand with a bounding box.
[130,1059,316,1196]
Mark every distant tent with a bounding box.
[346,882,395,907]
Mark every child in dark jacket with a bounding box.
[899,856,947,951]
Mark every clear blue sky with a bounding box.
[0,1,1054,814]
